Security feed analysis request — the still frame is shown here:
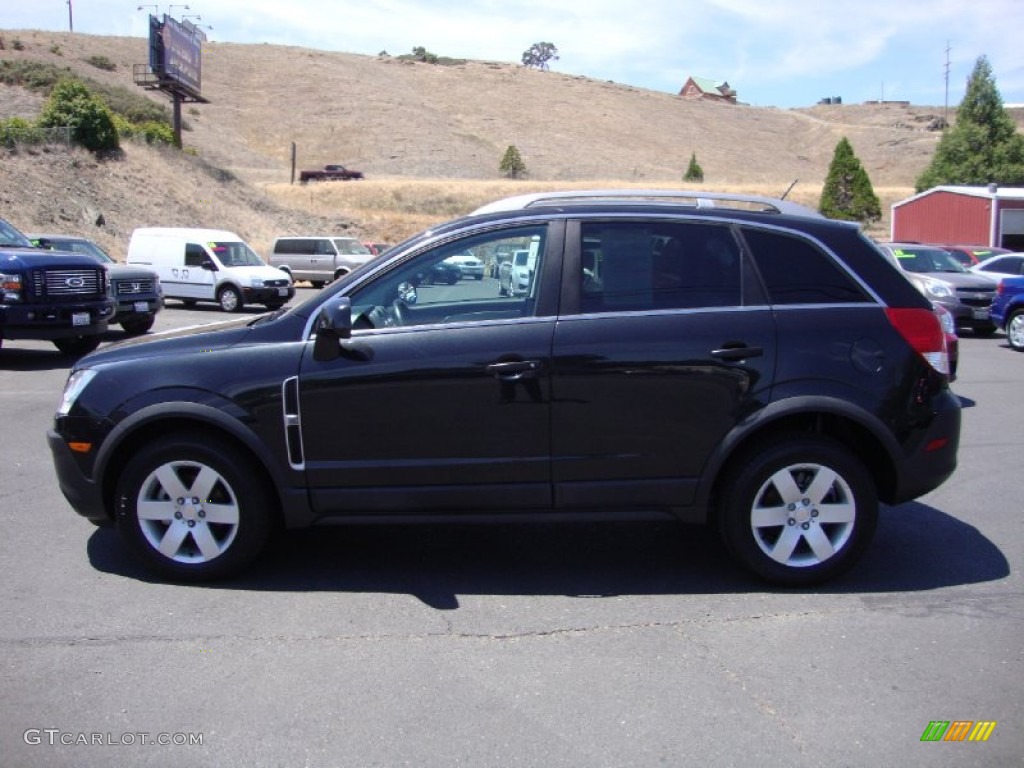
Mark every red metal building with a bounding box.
[891,185,1024,249]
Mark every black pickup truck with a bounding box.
[1,217,115,355]
[298,164,365,182]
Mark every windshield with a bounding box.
[333,239,371,255]
[56,239,115,264]
[210,241,265,267]
[0,218,34,248]
[890,246,967,274]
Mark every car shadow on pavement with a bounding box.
[0,347,80,372]
[85,501,1009,608]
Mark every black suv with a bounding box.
[48,191,961,585]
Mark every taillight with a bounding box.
[885,307,949,375]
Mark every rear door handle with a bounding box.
[711,344,763,361]
[486,360,543,380]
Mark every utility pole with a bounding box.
[67,0,74,32]
[944,41,952,128]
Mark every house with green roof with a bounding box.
[679,76,737,103]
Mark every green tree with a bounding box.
[916,55,1024,192]
[37,78,119,152]
[521,42,559,70]
[0,116,45,147]
[683,152,704,182]
[819,137,881,223]
[499,145,526,178]
[411,46,438,64]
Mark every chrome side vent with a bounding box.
[282,376,304,469]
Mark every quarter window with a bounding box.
[742,228,870,304]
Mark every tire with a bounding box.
[1007,309,1024,351]
[53,335,102,356]
[218,285,243,312]
[310,281,325,289]
[120,316,155,336]
[973,324,997,337]
[115,436,273,581]
[717,434,877,586]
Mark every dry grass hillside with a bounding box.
[4,28,1017,256]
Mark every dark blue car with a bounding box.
[991,275,1024,351]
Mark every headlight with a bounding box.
[922,278,954,299]
[251,278,265,288]
[57,369,97,416]
[1,272,23,303]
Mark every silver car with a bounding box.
[877,242,998,335]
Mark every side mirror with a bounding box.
[201,260,218,271]
[313,297,352,361]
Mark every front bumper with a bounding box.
[0,301,113,340]
[47,429,110,525]
[243,285,295,304]
[112,296,163,322]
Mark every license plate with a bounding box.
[72,312,90,327]
[134,301,150,313]
[973,308,990,320]
[278,287,289,296]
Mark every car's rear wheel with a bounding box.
[1007,309,1024,351]
[718,435,877,586]
[115,436,273,581]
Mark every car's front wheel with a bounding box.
[218,286,243,312]
[120,316,155,335]
[718,435,877,586]
[115,436,273,581]
[1007,309,1024,351]
[53,335,101,356]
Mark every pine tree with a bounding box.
[819,137,881,223]
[916,55,1024,192]
[499,145,526,178]
[683,152,704,182]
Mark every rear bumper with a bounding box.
[889,389,962,504]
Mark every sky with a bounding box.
[6,0,1024,109]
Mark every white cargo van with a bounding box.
[127,227,294,312]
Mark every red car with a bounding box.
[363,242,392,256]
[941,245,1012,268]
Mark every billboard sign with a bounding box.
[147,14,203,98]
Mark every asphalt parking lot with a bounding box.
[1,289,1021,767]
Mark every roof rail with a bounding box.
[471,189,823,218]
